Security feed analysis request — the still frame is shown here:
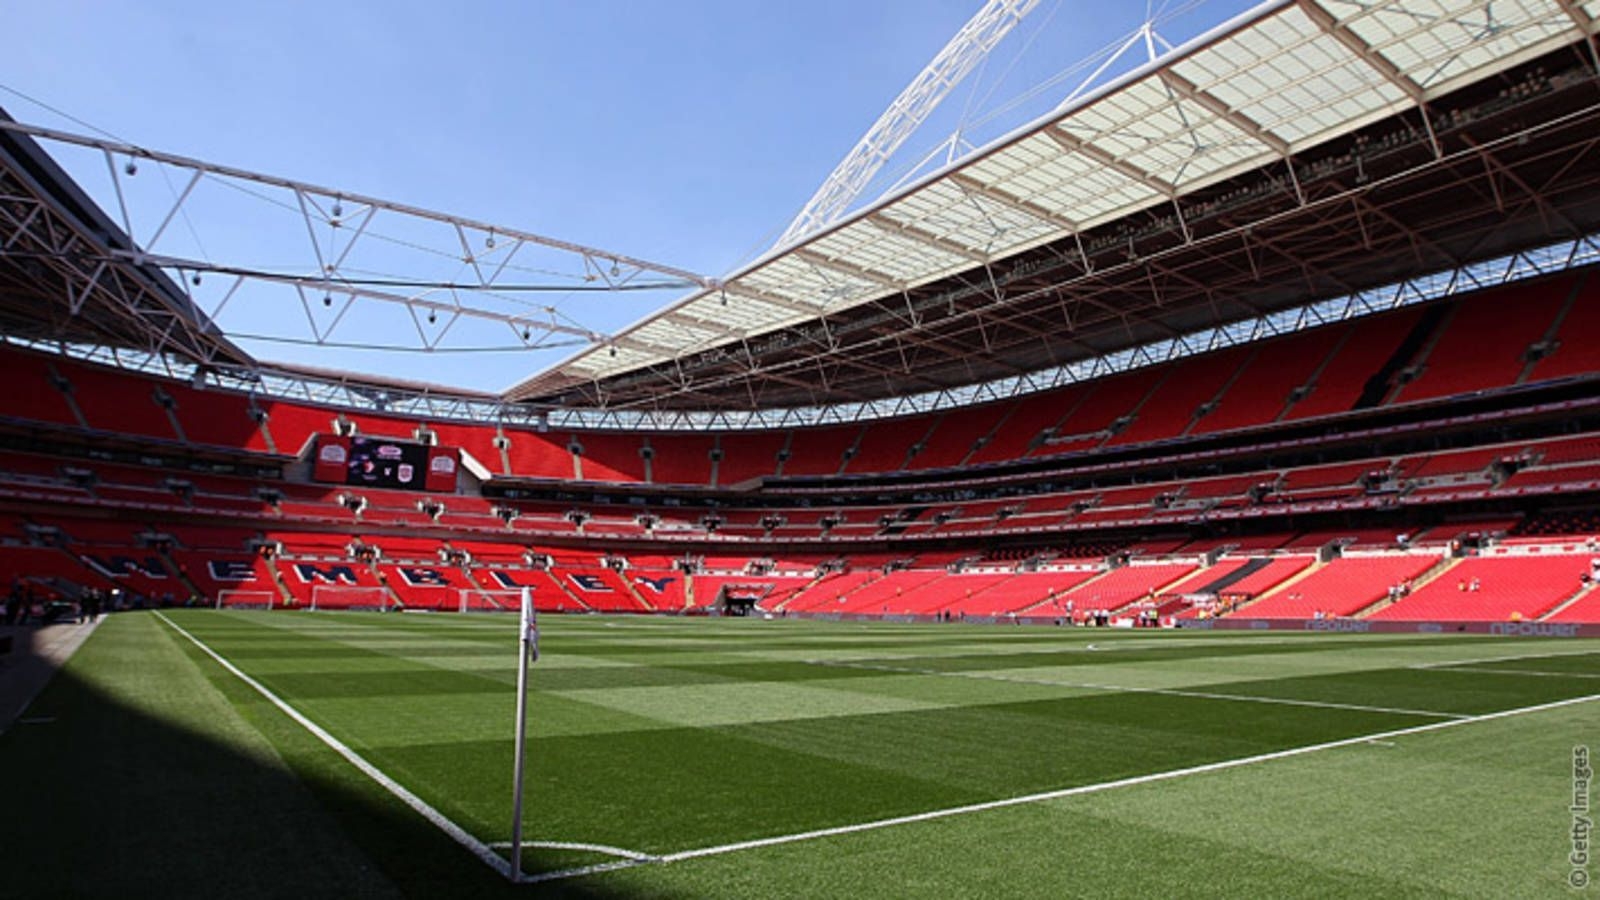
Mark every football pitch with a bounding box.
[9,610,1600,897]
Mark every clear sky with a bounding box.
[5,0,1259,394]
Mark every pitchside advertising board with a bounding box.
[313,435,459,492]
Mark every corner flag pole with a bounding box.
[509,586,537,882]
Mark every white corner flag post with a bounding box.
[509,586,538,882]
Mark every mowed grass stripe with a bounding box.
[582,692,1600,898]
[152,611,515,881]
[160,611,1600,877]
[806,657,1469,719]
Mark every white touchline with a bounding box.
[643,691,1600,869]
[514,690,1600,886]
[155,612,516,881]
[487,840,657,862]
[806,658,1469,719]
[163,612,1600,887]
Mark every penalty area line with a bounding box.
[545,690,1600,884]
[154,612,514,881]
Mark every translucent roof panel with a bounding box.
[1336,0,1577,92]
[515,0,1593,405]
[806,219,975,284]
[1174,7,1409,147]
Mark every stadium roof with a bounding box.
[508,0,1600,411]
[0,109,252,369]
[2,0,1599,424]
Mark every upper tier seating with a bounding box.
[161,383,268,450]
[910,405,1012,470]
[843,421,925,476]
[1191,328,1345,434]
[1282,308,1425,421]
[1527,273,1600,382]
[1395,278,1571,402]
[1038,368,1167,455]
[55,365,180,442]
[3,269,1597,485]
[646,434,716,486]
[775,426,860,478]
[1106,346,1253,447]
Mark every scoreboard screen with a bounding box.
[313,435,459,492]
[346,436,428,489]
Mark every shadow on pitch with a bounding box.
[0,621,637,900]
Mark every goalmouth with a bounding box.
[310,585,394,612]
[215,590,279,610]
[459,589,521,613]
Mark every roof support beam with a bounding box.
[791,248,904,291]
[948,172,1081,232]
[1155,69,1289,158]
[718,283,827,317]
[1551,0,1600,72]
[865,212,989,263]
[1460,135,1585,240]
[1295,0,1426,104]
[1045,127,1177,196]
[1295,0,1441,156]
[0,119,714,292]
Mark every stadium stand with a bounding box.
[1369,553,1593,622]
[1395,278,1571,403]
[1527,273,1600,382]
[4,80,1600,629]
[1234,554,1442,619]
[1281,307,1426,421]
[910,405,1012,470]
[1190,328,1345,434]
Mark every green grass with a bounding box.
[4,610,1598,897]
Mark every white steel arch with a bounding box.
[775,0,1040,248]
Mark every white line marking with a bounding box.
[808,658,1468,720]
[1410,647,1600,670]
[488,840,656,862]
[810,637,1314,665]
[628,692,1600,874]
[179,612,1600,886]
[521,858,652,883]
[1432,667,1600,679]
[155,612,514,880]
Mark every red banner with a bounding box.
[312,435,351,483]
[425,446,460,492]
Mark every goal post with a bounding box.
[310,585,392,612]
[458,588,522,613]
[216,590,278,610]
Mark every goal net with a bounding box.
[458,588,521,613]
[216,590,279,611]
[310,585,393,612]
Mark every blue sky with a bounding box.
[6,0,1257,394]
